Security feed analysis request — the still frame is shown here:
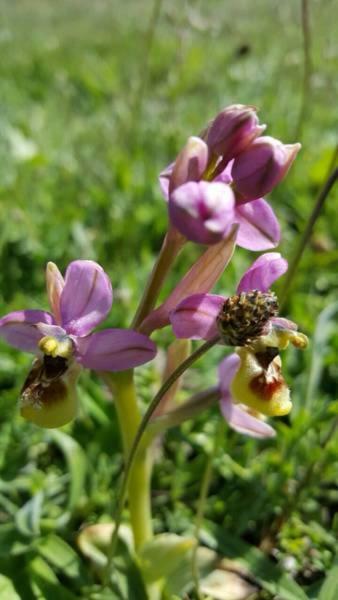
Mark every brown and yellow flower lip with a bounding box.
[20,355,80,428]
[230,347,292,417]
[229,325,308,418]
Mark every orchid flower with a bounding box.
[0,260,156,427]
[170,253,308,418]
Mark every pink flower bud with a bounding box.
[232,136,301,201]
[169,180,235,244]
[206,104,265,164]
[169,136,209,195]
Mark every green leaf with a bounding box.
[0,524,28,557]
[318,564,338,600]
[139,533,195,583]
[36,534,84,581]
[28,557,77,600]
[47,430,87,515]
[15,491,43,537]
[165,546,217,596]
[0,574,20,600]
[77,523,147,600]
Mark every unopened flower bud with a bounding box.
[232,136,301,201]
[206,104,265,164]
[169,180,235,244]
[169,137,209,195]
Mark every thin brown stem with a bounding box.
[131,0,163,126]
[295,0,312,139]
[148,386,220,435]
[279,163,338,308]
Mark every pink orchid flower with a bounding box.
[0,260,156,370]
[0,260,156,427]
[170,252,308,421]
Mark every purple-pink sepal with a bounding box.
[0,310,55,352]
[237,252,288,293]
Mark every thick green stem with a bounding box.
[131,226,185,330]
[104,335,220,578]
[105,371,153,550]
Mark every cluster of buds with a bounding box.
[160,104,300,250]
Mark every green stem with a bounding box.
[131,226,185,330]
[148,387,220,436]
[279,164,338,308]
[104,371,153,550]
[104,335,220,578]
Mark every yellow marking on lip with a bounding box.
[39,335,73,358]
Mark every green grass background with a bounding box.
[0,1,337,598]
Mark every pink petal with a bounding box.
[60,260,113,336]
[75,329,157,371]
[46,262,65,325]
[0,310,54,352]
[235,198,280,250]
[170,293,224,340]
[270,317,298,331]
[220,398,276,438]
[237,252,288,293]
[218,353,241,395]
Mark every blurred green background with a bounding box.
[0,1,337,598]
